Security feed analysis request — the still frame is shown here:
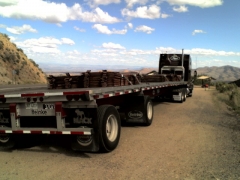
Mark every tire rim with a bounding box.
[106,114,118,142]
[0,125,10,143]
[76,135,92,146]
[0,134,10,143]
[147,102,153,120]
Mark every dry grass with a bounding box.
[0,33,47,84]
[214,82,240,115]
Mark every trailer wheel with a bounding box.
[183,89,187,102]
[188,90,193,97]
[0,129,15,150]
[180,91,184,103]
[98,105,121,152]
[143,96,153,126]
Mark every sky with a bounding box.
[0,0,239,70]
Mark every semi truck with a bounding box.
[0,53,194,152]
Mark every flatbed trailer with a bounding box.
[0,53,194,152]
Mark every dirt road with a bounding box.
[0,87,240,180]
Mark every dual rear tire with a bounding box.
[97,105,121,152]
[97,96,153,152]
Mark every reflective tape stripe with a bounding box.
[0,130,91,135]
[5,94,21,98]
[5,130,13,133]
[44,92,64,96]
[23,130,31,134]
[42,131,50,134]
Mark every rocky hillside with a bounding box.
[0,33,47,84]
[196,66,240,82]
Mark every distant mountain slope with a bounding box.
[0,33,47,84]
[196,65,240,82]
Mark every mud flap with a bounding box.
[71,131,99,152]
[124,96,151,124]
[70,108,100,152]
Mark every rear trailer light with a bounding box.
[0,98,6,103]
[73,95,80,101]
[66,95,73,101]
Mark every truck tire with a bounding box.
[97,105,121,152]
[188,90,193,97]
[180,91,184,103]
[183,89,187,102]
[0,134,15,150]
[143,96,153,126]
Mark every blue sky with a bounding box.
[0,0,239,70]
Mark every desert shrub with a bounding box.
[3,34,10,40]
[216,82,237,93]
[227,89,240,111]
[30,59,39,67]
[0,40,3,50]
[21,61,27,66]
[215,82,240,113]
[15,69,19,75]
[16,52,20,59]
[17,48,24,53]
[4,51,16,62]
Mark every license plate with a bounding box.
[43,104,55,109]
[25,103,38,109]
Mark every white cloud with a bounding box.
[15,41,240,68]
[161,13,171,18]
[87,0,121,8]
[154,47,239,57]
[6,24,37,35]
[125,0,148,8]
[15,37,75,54]
[0,1,121,24]
[128,23,133,29]
[121,5,160,19]
[173,5,188,12]
[92,24,127,35]
[9,36,17,41]
[134,25,155,34]
[166,0,223,8]
[192,29,206,35]
[0,24,6,28]
[213,59,222,62]
[0,0,18,6]
[121,49,151,56]
[61,38,75,45]
[102,42,126,49]
[67,50,81,56]
[74,26,86,32]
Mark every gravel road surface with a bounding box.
[0,87,240,180]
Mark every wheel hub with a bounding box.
[147,102,153,120]
[76,135,92,146]
[106,115,118,142]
